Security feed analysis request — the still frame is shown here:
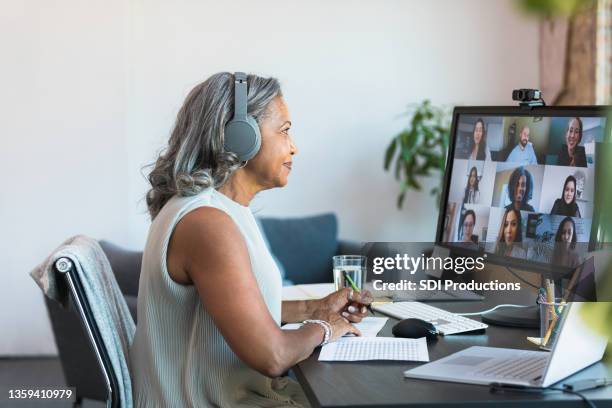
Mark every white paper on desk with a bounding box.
[318,337,429,362]
[282,317,388,338]
[346,317,388,337]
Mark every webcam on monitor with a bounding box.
[512,88,545,108]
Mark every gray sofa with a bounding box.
[44,213,360,405]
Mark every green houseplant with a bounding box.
[383,100,450,208]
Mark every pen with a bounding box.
[342,271,375,316]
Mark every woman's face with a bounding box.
[469,170,476,187]
[246,97,297,189]
[462,214,475,242]
[514,175,527,204]
[560,221,574,244]
[503,210,519,244]
[566,118,581,150]
[564,180,576,204]
[473,122,484,145]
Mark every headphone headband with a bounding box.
[223,71,262,162]
[233,72,248,119]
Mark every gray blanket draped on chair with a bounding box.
[30,235,134,408]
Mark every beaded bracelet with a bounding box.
[302,319,332,346]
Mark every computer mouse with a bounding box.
[392,318,438,340]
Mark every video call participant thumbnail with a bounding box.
[457,209,478,244]
[550,175,581,218]
[495,207,526,258]
[506,125,538,165]
[557,117,587,167]
[553,216,581,268]
[463,166,480,204]
[468,118,492,161]
[505,166,535,212]
[556,216,577,246]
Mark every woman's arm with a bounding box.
[281,290,371,324]
[281,300,314,323]
[167,207,358,378]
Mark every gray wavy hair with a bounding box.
[145,72,282,219]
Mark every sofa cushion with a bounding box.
[258,213,338,285]
[255,219,292,286]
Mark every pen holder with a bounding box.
[537,298,567,351]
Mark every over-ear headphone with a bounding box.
[224,72,261,162]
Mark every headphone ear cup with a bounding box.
[224,116,261,162]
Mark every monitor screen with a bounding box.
[437,107,608,273]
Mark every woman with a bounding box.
[550,175,581,217]
[468,118,491,161]
[463,166,480,204]
[130,72,371,407]
[457,209,477,244]
[505,166,535,212]
[552,217,580,268]
[495,208,526,258]
[556,117,587,167]
[555,216,577,247]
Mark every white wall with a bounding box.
[1,0,129,355]
[126,0,541,247]
[1,0,539,355]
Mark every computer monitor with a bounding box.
[436,106,610,327]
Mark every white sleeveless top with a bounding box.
[130,188,309,407]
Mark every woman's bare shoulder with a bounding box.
[180,206,235,232]
[168,206,245,285]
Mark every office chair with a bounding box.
[43,215,352,406]
[53,257,121,408]
[45,240,139,407]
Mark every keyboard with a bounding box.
[474,355,547,381]
[372,301,488,335]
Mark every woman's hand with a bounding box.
[311,287,373,324]
[327,311,362,342]
[305,303,362,342]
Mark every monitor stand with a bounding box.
[481,305,539,329]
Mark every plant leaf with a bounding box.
[383,138,397,170]
[397,192,406,209]
[402,146,414,164]
[397,181,409,208]
[407,174,422,190]
[394,156,401,180]
[386,99,452,210]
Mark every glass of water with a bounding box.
[333,255,367,292]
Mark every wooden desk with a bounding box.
[293,299,612,407]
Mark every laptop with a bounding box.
[404,302,608,388]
